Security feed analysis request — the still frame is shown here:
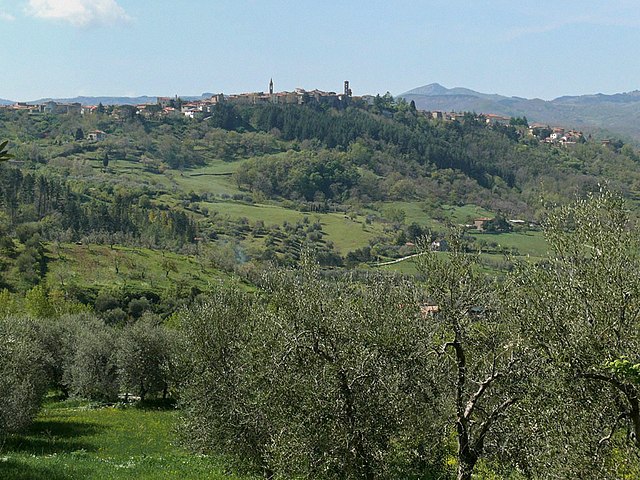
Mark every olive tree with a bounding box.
[0,317,49,436]
[416,234,536,480]
[177,270,449,479]
[259,266,444,479]
[117,316,175,400]
[512,191,640,476]
[63,317,119,402]
[176,285,268,471]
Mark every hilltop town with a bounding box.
[1,81,590,146]
[4,80,368,117]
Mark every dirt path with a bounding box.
[372,251,427,266]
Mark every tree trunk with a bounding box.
[338,369,373,480]
[457,456,476,480]
[629,393,640,447]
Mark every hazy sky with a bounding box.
[2,0,640,101]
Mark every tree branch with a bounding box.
[579,372,634,399]
[598,412,627,451]
[464,371,502,420]
[472,396,519,454]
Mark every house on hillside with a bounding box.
[549,128,565,141]
[11,102,35,111]
[484,114,512,125]
[86,130,107,142]
[81,105,98,115]
[37,101,82,115]
[473,217,493,231]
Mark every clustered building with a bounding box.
[156,80,358,119]
[1,80,358,121]
[215,79,354,107]
[427,110,584,145]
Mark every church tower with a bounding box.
[344,81,352,97]
[269,78,274,95]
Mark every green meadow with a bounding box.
[0,397,255,480]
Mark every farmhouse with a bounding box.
[86,130,107,142]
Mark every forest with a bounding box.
[1,99,640,479]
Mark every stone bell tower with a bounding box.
[344,80,352,97]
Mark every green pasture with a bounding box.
[469,230,548,257]
[0,397,255,480]
[203,202,384,254]
[376,201,494,229]
[44,244,223,294]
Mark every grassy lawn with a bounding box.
[377,201,439,228]
[376,201,494,229]
[170,171,242,196]
[0,398,254,480]
[442,204,494,224]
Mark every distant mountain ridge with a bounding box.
[400,83,640,142]
[0,93,215,106]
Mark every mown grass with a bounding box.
[0,397,255,480]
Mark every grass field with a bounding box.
[0,397,255,480]
[469,230,548,257]
[202,201,384,254]
[376,201,494,228]
[43,244,226,295]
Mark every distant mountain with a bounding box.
[28,96,157,106]
[0,93,222,108]
[400,83,640,142]
[24,93,215,106]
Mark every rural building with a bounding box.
[86,130,107,142]
[473,217,493,231]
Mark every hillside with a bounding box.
[401,83,640,142]
[0,97,639,309]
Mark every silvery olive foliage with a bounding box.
[0,317,49,436]
[510,190,640,478]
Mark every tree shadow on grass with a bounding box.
[134,398,177,411]
[0,459,85,480]
[28,420,103,439]
[0,458,78,480]
[2,420,103,456]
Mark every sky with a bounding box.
[1,0,640,101]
